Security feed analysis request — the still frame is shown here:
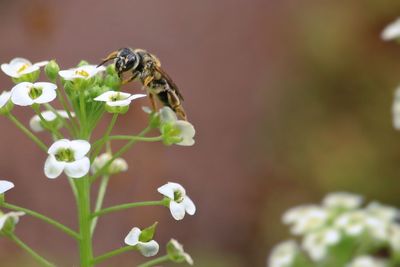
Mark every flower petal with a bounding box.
[48,139,70,155]
[124,227,141,246]
[106,99,131,107]
[44,155,65,179]
[18,65,39,76]
[175,121,195,146]
[10,58,32,66]
[94,91,118,102]
[183,196,196,215]
[0,91,11,108]
[160,107,177,123]
[34,87,57,104]
[157,182,186,199]
[169,201,186,220]
[128,94,147,101]
[33,61,49,67]
[11,82,34,106]
[70,140,91,159]
[138,240,159,257]
[0,180,14,194]
[64,157,90,178]
[1,64,18,78]
[58,69,75,80]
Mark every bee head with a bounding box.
[115,48,139,73]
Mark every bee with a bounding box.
[98,48,187,120]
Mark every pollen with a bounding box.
[75,69,89,78]
[17,64,29,74]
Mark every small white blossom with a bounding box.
[167,239,193,265]
[91,153,128,175]
[392,87,400,130]
[302,228,341,261]
[11,82,57,106]
[159,107,195,146]
[347,255,387,267]
[388,223,400,252]
[0,211,25,231]
[58,65,105,80]
[268,240,299,267]
[282,205,329,235]
[322,192,363,210]
[124,227,159,257]
[44,139,91,179]
[157,182,196,220]
[382,17,400,41]
[366,202,399,222]
[0,180,14,194]
[0,91,11,109]
[94,91,146,107]
[1,58,48,78]
[29,110,74,132]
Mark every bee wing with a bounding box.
[154,65,184,101]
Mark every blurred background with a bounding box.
[1,0,400,266]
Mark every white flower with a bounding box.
[59,65,105,80]
[91,153,128,175]
[268,240,299,267]
[94,91,146,107]
[11,82,57,106]
[159,107,195,146]
[1,58,48,78]
[124,227,159,257]
[392,87,400,130]
[322,192,363,210]
[29,110,75,132]
[388,223,400,252]
[366,202,399,222]
[44,139,91,179]
[0,91,11,109]
[346,255,387,267]
[157,182,196,220]
[382,17,400,41]
[167,239,194,265]
[0,180,14,194]
[302,228,341,261]
[282,205,329,235]
[0,211,25,231]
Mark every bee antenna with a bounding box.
[97,50,119,68]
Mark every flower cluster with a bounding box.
[268,192,400,267]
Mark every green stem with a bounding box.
[56,88,79,134]
[2,202,79,239]
[7,114,47,152]
[92,246,137,265]
[108,135,163,142]
[79,92,87,137]
[8,233,56,267]
[90,175,110,235]
[76,177,93,267]
[90,114,118,162]
[92,200,166,218]
[33,106,63,139]
[44,103,74,135]
[138,255,170,267]
[90,127,151,183]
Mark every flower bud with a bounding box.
[91,153,128,175]
[45,60,60,82]
[166,239,193,265]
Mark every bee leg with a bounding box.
[121,72,139,85]
[149,93,157,112]
[144,76,155,87]
[167,90,187,120]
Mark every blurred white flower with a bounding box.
[167,239,193,265]
[11,82,57,106]
[157,182,196,220]
[1,58,48,78]
[392,87,400,130]
[366,202,399,222]
[29,110,74,132]
[0,211,25,230]
[44,139,91,179]
[91,153,128,175]
[388,223,400,252]
[302,228,341,261]
[94,91,146,108]
[0,180,14,194]
[382,17,400,41]
[0,91,11,109]
[322,192,363,210]
[124,227,159,257]
[268,240,299,267]
[59,65,105,80]
[282,205,328,235]
[159,107,195,146]
[347,255,387,267]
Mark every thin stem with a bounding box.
[92,200,166,218]
[56,89,79,135]
[109,135,163,142]
[90,114,118,162]
[90,175,110,235]
[33,106,63,139]
[90,127,151,183]
[44,103,74,135]
[2,202,80,240]
[92,246,137,265]
[7,114,47,152]
[138,255,170,267]
[79,92,87,137]
[8,233,56,267]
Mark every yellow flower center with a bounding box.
[75,70,89,78]
[17,64,29,74]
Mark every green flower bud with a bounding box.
[139,222,158,242]
[44,60,60,82]
[77,60,89,67]
[166,239,194,265]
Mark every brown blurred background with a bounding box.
[1,0,400,266]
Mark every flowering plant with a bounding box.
[0,57,196,267]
